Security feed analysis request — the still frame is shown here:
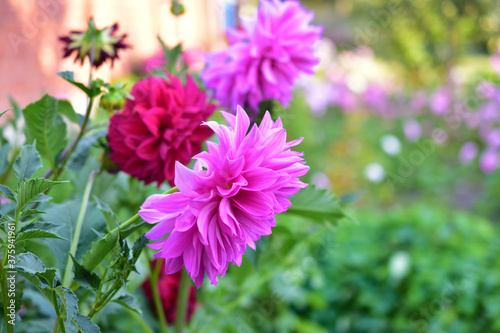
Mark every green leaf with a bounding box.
[131,235,148,265]
[17,221,68,242]
[15,252,57,299]
[57,100,80,125]
[287,185,346,225]
[0,184,15,200]
[112,294,142,315]
[69,254,101,290]
[15,178,68,214]
[73,314,101,333]
[13,142,42,182]
[0,214,14,224]
[67,129,107,172]
[94,196,118,231]
[158,36,182,72]
[19,209,45,218]
[81,231,119,272]
[22,94,67,168]
[0,108,12,118]
[8,96,21,121]
[57,71,92,96]
[54,286,79,326]
[0,143,11,176]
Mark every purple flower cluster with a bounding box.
[202,0,322,117]
[139,107,309,287]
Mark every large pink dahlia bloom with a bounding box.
[201,0,322,116]
[139,106,309,287]
[108,74,216,186]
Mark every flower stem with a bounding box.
[62,171,95,287]
[109,187,179,234]
[150,258,169,333]
[52,96,94,181]
[174,267,190,333]
[52,290,67,333]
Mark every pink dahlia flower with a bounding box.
[139,106,309,287]
[201,0,322,116]
[108,73,216,186]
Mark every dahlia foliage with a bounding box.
[108,74,216,186]
[139,106,309,287]
[202,0,323,116]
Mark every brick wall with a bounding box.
[0,0,226,115]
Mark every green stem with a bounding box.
[109,187,179,234]
[52,290,67,333]
[150,258,168,333]
[52,96,94,181]
[127,308,155,333]
[174,268,190,333]
[87,280,121,319]
[62,172,95,287]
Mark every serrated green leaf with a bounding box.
[42,201,106,276]
[69,254,101,290]
[131,235,148,265]
[13,142,42,182]
[112,294,142,315]
[22,94,67,168]
[288,185,345,225]
[15,178,68,214]
[94,196,118,231]
[0,143,11,176]
[20,209,45,218]
[81,231,119,272]
[16,229,68,242]
[0,214,14,224]
[57,100,80,125]
[73,314,101,333]
[54,286,79,326]
[67,129,107,172]
[0,184,15,200]
[15,252,57,299]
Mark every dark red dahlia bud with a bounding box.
[141,259,197,324]
[60,17,130,69]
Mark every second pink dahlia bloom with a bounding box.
[201,0,322,116]
[108,73,216,186]
[139,106,309,287]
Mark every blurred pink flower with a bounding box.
[410,90,426,112]
[480,149,499,173]
[403,119,422,142]
[363,84,388,114]
[429,86,451,115]
[459,142,478,165]
[201,0,322,116]
[183,49,206,72]
[141,51,166,74]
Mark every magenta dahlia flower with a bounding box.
[201,0,322,116]
[139,106,309,287]
[107,73,216,186]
